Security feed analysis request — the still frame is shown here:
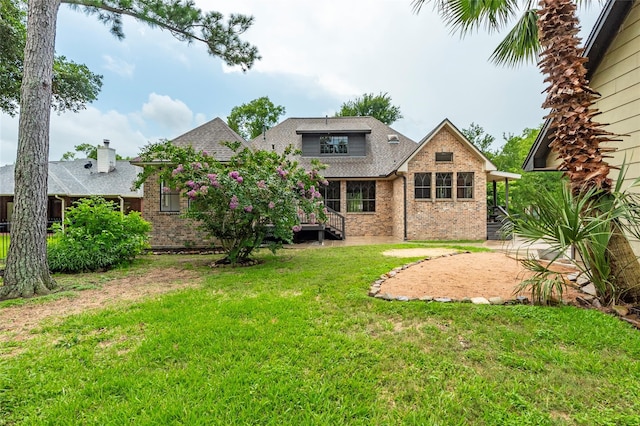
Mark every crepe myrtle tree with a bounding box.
[135,141,328,265]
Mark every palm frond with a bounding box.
[489,8,539,66]
[412,0,522,34]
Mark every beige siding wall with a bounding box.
[405,128,487,240]
[591,1,640,254]
[591,1,640,184]
[143,173,216,249]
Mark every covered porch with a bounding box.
[486,171,521,240]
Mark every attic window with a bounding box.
[387,134,399,144]
[435,152,453,162]
[320,135,349,155]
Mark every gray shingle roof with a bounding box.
[171,117,249,161]
[250,116,418,178]
[0,160,143,197]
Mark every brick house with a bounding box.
[253,116,518,242]
[134,117,249,248]
[0,141,142,232]
[136,116,517,248]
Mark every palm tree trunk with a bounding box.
[608,223,640,302]
[1,0,60,299]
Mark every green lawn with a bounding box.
[1,244,639,425]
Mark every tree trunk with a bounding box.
[608,224,640,302]
[1,0,60,299]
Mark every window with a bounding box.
[320,135,349,155]
[347,181,375,212]
[160,181,180,212]
[457,172,474,199]
[435,173,452,199]
[435,152,453,162]
[414,173,431,199]
[321,181,341,212]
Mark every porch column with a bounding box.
[504,178,509,213]
[492,181,497,209]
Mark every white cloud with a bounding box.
[102,55,136,78]
[207,0,602,140]
[1,107,152,165]
[141,93,194,134]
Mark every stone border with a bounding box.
[368,252,530,306]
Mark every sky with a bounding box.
[0,0,603,166]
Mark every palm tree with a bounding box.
[412,0,640,302]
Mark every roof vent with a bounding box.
[388,134,399,144]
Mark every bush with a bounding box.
[135,141,327,264]
[48,197,151,273]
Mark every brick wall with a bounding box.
[392,177,405,239]
[405,128,487,240]
[143,174,217,248]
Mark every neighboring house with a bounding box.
[252,116,518,242]
[0,141,143,232]
[524,0,639,251]
[133,117,250,248]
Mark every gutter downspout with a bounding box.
[54,195,65,231]
[118,196,125,216]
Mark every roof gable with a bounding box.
[398,119,497,173]
[171,117,249,161]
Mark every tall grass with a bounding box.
[1,245,640,425]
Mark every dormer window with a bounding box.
[320,136,349,155]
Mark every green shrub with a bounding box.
[48,197,151,273]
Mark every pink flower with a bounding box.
[186,180,196,188]
[276,166,288,178]
[268,201,275,209]
[292,225,302,232]
[236,176,243,183]
[244,205,253,213]
[192,162,202,169]
[257,180,266,189]
[229,171,240,179]
[162,187,172,193]
[297,181,304,189]
[321,179,329,186]
[309,213,316,224]
[207,173,218,186]
[187,189,197,200]
[229,195,239,210]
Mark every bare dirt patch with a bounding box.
[0,267,201,343]
[379,251,582,302]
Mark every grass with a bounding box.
[1,243,640,425]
